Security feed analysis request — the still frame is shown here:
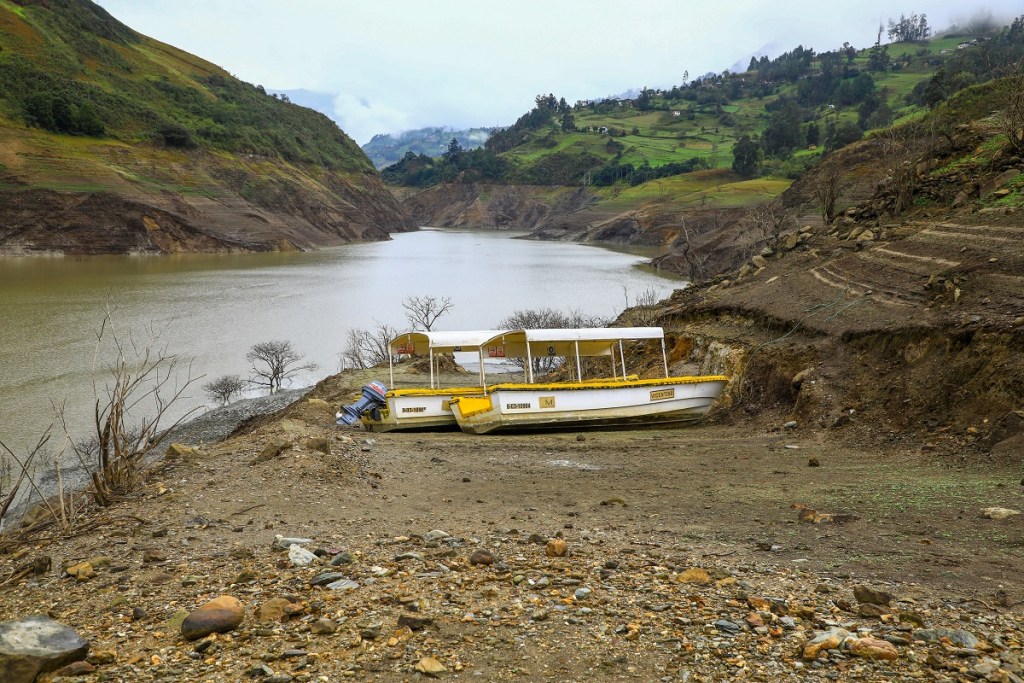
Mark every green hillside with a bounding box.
[0,0,369,172]
[386,21,1021,199]
[0,0,414,255]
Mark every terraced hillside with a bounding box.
[0,0,413,255]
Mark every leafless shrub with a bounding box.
[0,431,48,528]
[342,321,401,369]
[744,204,791,250]
[622,286,663,326]
[247,340,318,394]
[814,162,842,224]
[62,312,203,507]
[1,311,201,536]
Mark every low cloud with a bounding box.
[331,93,411,145]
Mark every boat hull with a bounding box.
[451,377,728,435]
[361,388,483,432]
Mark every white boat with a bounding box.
[449,327,728,434]
[353,330,505,432]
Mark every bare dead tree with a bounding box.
[745,204,791,250]
[496,308,608,376]
[342,321,400,369]
[814,162,842,224]
[202,375,245,406]
[402,295,454,332]
[876,123,922,216]
[995,61,1024,156]
[670,220,714,282]
[247,340,318,394]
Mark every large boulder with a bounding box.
[0,615,90,683]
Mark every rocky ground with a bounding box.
[2,378,1023,682]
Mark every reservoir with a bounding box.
[0,228,682,455]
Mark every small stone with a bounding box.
[142,549,167,564]
[359,622,383,640]
[859,603,889,618]
[0,616,90,683]
[898,611,926,628]
[981,507,1020,520]
[233,569,257,584]
[807,457,820,467]
[301,437,331,454]
[574,587,592,601]
[310,618,336,635]
[288,544,318,567]
[131,607,148,621]
[165,443,197,458]
[310,572,349,587]
[258,598,295,622]
[397,614,432,631]
[254,439,291,463]
[414,656,447,676]
[853,585,894,606]
[65,562,95,582]
[849,637,899,661]
[329,551,354,566]
[783,420,798,430]
[576,434,585,442]
[86,649,116,666]
[394,552,423,562]
[803,627,853,660]
[423,530,450,542]
[468,549,496,566]
[273,535,314,550]
[53,660,96,677]
[676,568,711,585]
[325,579,359,592]
[545,539,568,558]
[180,596,245,641]
[714,619,742,635]
[914,628,979,649]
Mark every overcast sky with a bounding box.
[95,1,1020,144]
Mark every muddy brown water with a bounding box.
[0,228,681,457]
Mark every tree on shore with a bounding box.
[247,341,317,394]
[402,295,454,332]
[202,374,246,406]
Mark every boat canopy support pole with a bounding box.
[389,349,394,388]
[429,349,435,389]
[575,340,582,383]
[619,340,627,378]
[526,343,534,384]
[478,349,487,394]
[661,338,669,378]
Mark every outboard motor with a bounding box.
[336,381,388,426]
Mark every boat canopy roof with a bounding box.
[389,330,508,355]
[481,327,664,358]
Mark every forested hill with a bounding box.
[384,15,1024,190]
[0,0,413,255]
